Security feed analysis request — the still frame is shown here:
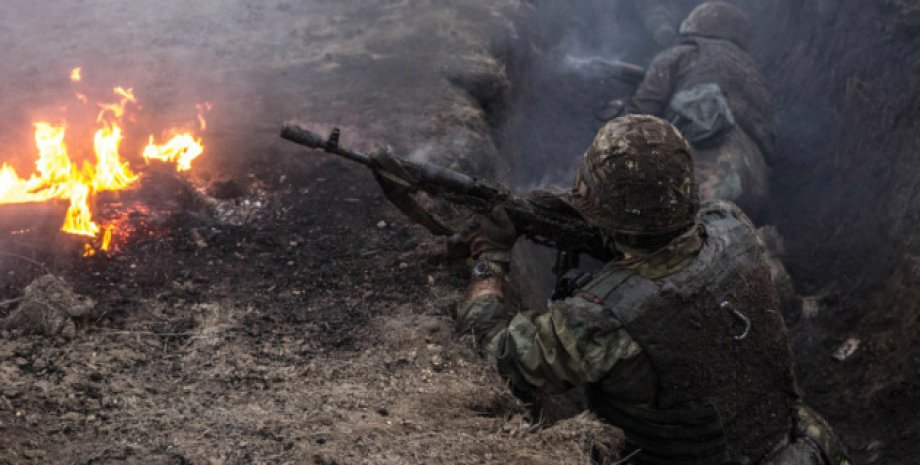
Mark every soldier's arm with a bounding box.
[626,44,697,116]
[456,279,642,397]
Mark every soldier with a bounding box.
[622,2,807,322]
[625,1,773,219]
[620,0,758,51]
[456,115,847,465]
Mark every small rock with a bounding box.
[398,262,409,269]
[801,296,821,319]
[832,337,860,361]
[21,448,45,459]
[376,407,389,417]
[376,220,388,229]
[190,229,209,248]
[2,275,95,339]
[427,275,435,285]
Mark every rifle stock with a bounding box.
[280,124,612,261]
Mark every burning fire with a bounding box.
[0,68,207,254]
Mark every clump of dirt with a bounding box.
[2,275,96,339]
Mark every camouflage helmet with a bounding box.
[573,115,699,236]
[679,2,752,49]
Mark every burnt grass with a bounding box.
[0,155,620,464]
[0,138,916,464]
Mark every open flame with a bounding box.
[0,68,206,254]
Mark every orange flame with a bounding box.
[62,182,99,237]
[100,224,114,251]
[196,102,213,131]
[92,124,137,190]
[143,134,204,172]
[97,87,135,123]
[0,68,206,250]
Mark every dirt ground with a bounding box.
[0,1,620,464]
[0,157,619,464]
[1,1,919,464]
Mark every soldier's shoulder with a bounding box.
[695,200,765,266]
[699,199,758,235]
[650,43,699,66]
[569,265,660,325]
[550,292,630,333]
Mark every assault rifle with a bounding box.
[280,124,613,261]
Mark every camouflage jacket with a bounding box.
[626,37,775,158]
[456,201,848,465]
[456,215,707,400]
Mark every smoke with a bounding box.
[561,55,627,75]
[495,0,645,188]
[0,1,336,180]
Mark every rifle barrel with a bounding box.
[280,124,373,166]
[281,124,488,196]
[281,123,611,259]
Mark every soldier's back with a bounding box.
[578,200,799,465]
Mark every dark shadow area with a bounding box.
[495,1,920,463]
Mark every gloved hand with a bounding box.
[460,206,518,261]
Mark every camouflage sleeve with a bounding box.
[457,294,642,396]
[626,44,697,116]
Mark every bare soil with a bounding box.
[0,157,620,465]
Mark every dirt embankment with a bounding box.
[492,1,920,463]
[750,2,920,463]
[0,1,622,464]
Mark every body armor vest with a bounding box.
[675,37,775,157]
[577,201,798,465]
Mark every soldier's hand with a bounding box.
[460,207,518,261]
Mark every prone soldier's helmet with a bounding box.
[679,1,752,49]
[573,115,698,238]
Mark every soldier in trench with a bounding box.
[619,0,757,54]
[624,1,773,218]
[617,1,806,322]
[451,115,848,465]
